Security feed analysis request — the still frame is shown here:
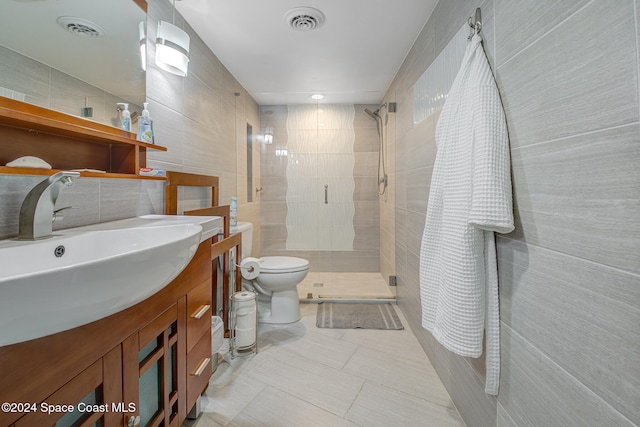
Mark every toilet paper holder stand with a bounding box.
[228,290,258,359]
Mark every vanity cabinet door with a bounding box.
[186,279,212,354]
[186,330,212,413]
[14,346,122,427]
[185,279,213,412]
[122,301,185,427]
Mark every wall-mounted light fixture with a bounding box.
[156,0,190,77]
[139,21,146,71]
[275,145,288,157]
[156,21,190,76]
[264,126,274,144]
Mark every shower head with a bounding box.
[364,101,395,120]
[363,108,380,121]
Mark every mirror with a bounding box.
[0,0,146,129]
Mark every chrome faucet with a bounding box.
[18,171,80,240]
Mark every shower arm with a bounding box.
[363,104,389,196]
[376,105,388,195]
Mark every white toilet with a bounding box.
[231,222,309,324]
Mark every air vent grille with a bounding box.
[56,17,105,37]
[284,7,325,32]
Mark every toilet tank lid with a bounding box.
[259,256,309,273]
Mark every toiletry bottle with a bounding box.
[230,196,238,227]
[137,102,154,144]
[118,103,131,132]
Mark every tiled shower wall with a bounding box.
[260,104,380,272]
[388,0,639,426]
[0,0,260,245]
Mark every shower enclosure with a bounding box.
[259,103,392,300]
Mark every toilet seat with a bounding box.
[259,256,309,274]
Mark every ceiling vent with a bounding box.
[56,16,105,37]
[284,7,325,31]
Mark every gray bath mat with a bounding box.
[316,303,404,330]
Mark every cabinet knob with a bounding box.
[128,415,141,427]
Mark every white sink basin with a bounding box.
[0,215,221,347]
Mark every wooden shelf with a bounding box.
[0,166,166,180]
[0,97,167,178]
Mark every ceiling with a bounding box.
[176,0,438,105]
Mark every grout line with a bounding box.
[496,235,640,279]
[503,323,637,426]
[496,0,596,71]
[343,380,367,420]
[272,386,352,423]
[509,121,640,151]
[634,0,640,125]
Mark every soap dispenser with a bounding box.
[136,102,154,144]
[117,103,131,132]
[230,196,238,226]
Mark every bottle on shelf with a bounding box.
[117,103,131,132]
[136,102,154,144]
[230,196,238,227]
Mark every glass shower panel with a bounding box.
[413,24,468,126]
[286,104,355,251]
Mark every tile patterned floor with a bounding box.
[184,303,465,427]
[296,272,396,301]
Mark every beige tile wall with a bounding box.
[389,0,640,426]
[259,104,380,272]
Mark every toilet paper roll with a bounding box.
[240,257,261,280]
[235,307,256,330]
[235,327,256,348]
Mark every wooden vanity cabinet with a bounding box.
[13,346,123,427]
[185,280,213,411]
[0,239,213,427]
[123,302,184,427]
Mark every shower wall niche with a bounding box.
[260,104,380,272]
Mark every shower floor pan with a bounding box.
[297,272,396,304]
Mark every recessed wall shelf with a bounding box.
[0,97,167,180]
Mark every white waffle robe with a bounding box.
[419,33,514,395]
